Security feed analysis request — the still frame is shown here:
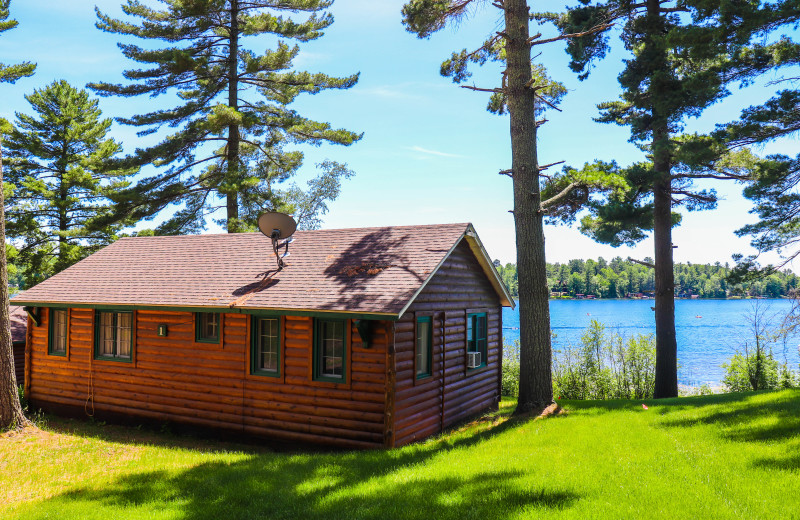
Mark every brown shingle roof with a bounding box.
[14,223,502,317]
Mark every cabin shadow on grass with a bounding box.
[37,409,578,520]
[32,406,580,520]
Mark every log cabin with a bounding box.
[13,223,514,448]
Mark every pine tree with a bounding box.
[402,0,617,412]
[0,0,35,430]
[721,87,800,278]
[90,0,361,234]
[4,80,136,286]
[550,0,799,397]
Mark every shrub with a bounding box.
[501,340,520,397]
[780,364,799,389]
[553,320,656,400]
[722,352,780,392]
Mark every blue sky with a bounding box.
[1,0,797,266]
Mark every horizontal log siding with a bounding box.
[392,240,502,447]
[28,308,389,449]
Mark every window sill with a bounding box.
[251,369,281,378]
[94,356,133,364]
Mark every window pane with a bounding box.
[478,315,487,340]
[320,320,343,378]
[99,312,114,356]
[52,310,67,353]
[199,313,218,340]
[416,319,431,377]
[257,318,278,372]
[117,313,132,358]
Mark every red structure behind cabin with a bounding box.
[14,223,514,448]
[9,305,27,383]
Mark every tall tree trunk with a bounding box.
[226,0,240,233]
[652,168,678,398]
[648,0,678,399]
[506,0,553,412]
[0,137,29,429]
[57,171,68,272]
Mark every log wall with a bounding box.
[28,308,390,449]
[391,239,502,447]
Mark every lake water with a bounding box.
[502,299,800,386]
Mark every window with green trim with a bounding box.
[416,316,432,379]
[251,316,280,376]
[49,309,67,356]
[466,313,487,369]
[195,312,220,343]
[314,318,346,382]
[95,311,132,361]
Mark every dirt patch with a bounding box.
[0,425,45,440]
[514,402,566,421]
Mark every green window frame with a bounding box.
[251,316,281,377]
[195,312,220,343]
[416,316,432,379]
[313,318,347,383]
[94,310,133,362]
[467,313,487,370]
[48,308,67,356]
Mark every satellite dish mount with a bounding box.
[257,212,297,271]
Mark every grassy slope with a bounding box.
[2,390,799,520]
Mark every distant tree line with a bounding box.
[494,258,799,299]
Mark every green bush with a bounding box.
[722,352,781,392]
[552,320,656,400]
[501,340,520,397]
[780,364,799,389]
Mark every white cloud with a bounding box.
[407,146,465,158]
[356,85,423,100]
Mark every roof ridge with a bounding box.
[119,222,471,240]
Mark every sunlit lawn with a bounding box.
[2,390,799,519]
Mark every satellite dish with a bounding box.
[257,212,297,272]
[258,212,297,240]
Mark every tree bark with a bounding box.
[505,0,553,413]
[57,167,68,271]
[648,0,678,399]
[652,169,678,398]
[0,136,30,429]
[226,0,240,233]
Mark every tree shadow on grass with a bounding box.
[51,463,578,520]
[655,390,800,444]
[654,390,800,472]
[35,412,580,520]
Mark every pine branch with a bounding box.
[528,23,613,47]
[460,84,504,93]
[535,93,562,112]
[541,181,583,210]
[538,160,565,171]
[628,257,655,269]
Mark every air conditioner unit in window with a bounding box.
[467,351,481,369]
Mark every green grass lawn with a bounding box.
[2,390,799,520]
